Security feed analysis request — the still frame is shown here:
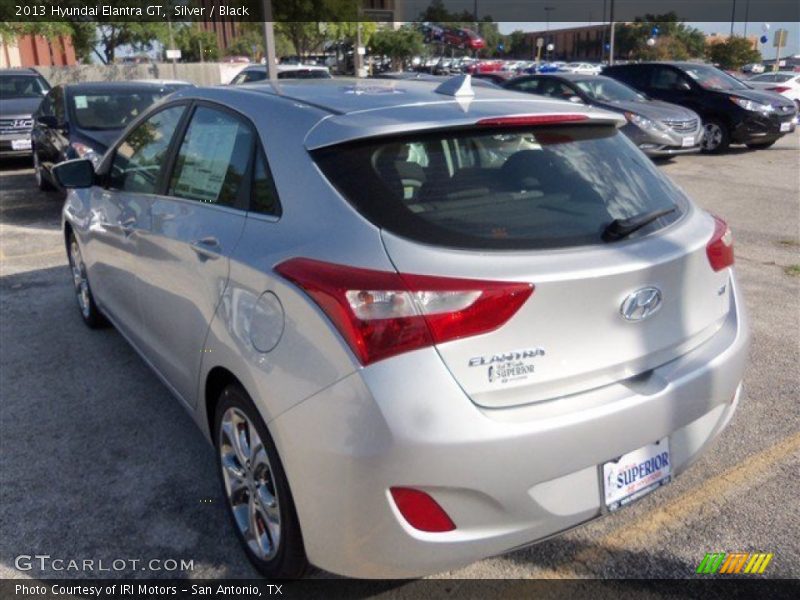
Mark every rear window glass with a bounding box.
[70,91,167,130]
[313,125,685,250]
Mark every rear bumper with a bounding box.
[269,272,749,579]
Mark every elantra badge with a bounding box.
[620,287,662,321]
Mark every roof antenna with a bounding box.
[435,74,475,98]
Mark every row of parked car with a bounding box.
[378,61,799,155]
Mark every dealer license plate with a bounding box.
[603,438,670,512]
[11,138,31,151]
[681,136,694,147]
[780,121,792,132]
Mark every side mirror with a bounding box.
[53,158,95,189]
[568,95,584,103]
[677,81,692,91]
[36,114,58,128]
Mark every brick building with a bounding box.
[524,24,610,61]
[0,34,76,68]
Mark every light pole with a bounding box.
[609,0,616,65]
[545,6,554,60]
[262,0,277,81]
[730,0,737,37]
[601,0,607,62]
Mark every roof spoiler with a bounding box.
[435,74,475,98]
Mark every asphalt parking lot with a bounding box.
[1,135,798,584]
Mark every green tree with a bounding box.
[615,13,705,61]
[173,24,220,62]
[370,26,425,70]
[66,22,99,64]
[506,29,530,59]
[94,22,168,64]
[706,36,761,70]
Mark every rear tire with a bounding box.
[67,231,109,329]
[701,119,730,154]
[214,384,309,579]
[746,140,777,149]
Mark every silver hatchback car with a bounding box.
[57,77,748,579]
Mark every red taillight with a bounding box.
[275,258,533,366]
[706,215,734,272]
[767,86,791,93]
[390,487,456,532]
[476,114,589,127]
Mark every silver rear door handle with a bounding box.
[190,236,221,260]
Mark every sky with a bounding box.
[497,21,800,56]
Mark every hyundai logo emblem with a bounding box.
[620,287,663,321]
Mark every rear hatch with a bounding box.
[313,118,732,408]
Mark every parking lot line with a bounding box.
[0,248,64,261]
[526,431,800,579]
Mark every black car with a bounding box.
[603,62,797,152]
[0,68,50,158]
[503,73,703,157]
[32,80,192,190]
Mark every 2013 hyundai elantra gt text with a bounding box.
[56,77,749,579]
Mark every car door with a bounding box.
[32,86,63,171]
[134,103,251,405]
[87,104,188,347]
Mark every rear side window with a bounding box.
[169,106,254,207]
[313,125,685,250]
[250,145,281,217]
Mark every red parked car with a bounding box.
[443,28,485,50]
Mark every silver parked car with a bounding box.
[57,76,748,579]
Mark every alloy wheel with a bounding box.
[69,239,91,318]
[219,407,281,561]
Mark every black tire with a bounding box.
[746,140,777,149]
[67,231,109,329]
[214,384,309,579]
[33,150,55,191]
[701,119,731,154]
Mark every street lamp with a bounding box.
[544,6,555,60]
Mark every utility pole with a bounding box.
[601,0,607,62]
[730,0,737,37]
[167,18,177,78]
[743,0,750,37]
[262,0,277,81]
[609,0,616,65]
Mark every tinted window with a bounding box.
[536,78,577,100]
[109,105,185,193]
[650,67,690,91]
[70,90,169,130]
[607,66,649,89]
[53,87,65,122]
[37,89,56,117]
[506,78,540,92]
[251,146,282,216]
[169,106,254,207]
[750,73,793,83]
[0,74,48,98]
[314,126,685,250]
[681,64,749,91]
[575,78,645,102]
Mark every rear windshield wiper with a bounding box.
[602,207,676,242]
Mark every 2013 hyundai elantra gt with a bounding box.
[56,77,749,579]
